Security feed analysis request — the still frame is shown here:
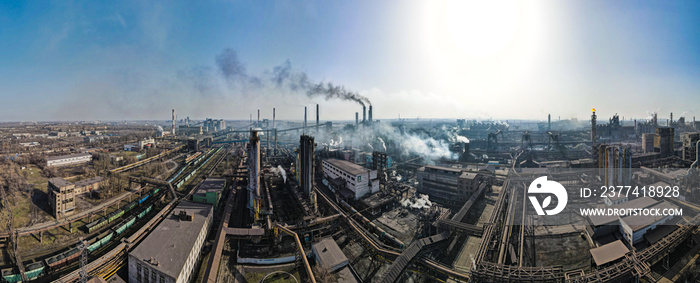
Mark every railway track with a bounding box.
[52,146,231,282]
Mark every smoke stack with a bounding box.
[316,104,320,130]
[257,109,260,127]
[548,114,551,131]
[304,106,307,132]
[356,112,359,127]
[273,108,276,129]
[670,112,673,126]
[369,105,373,122]
[362,106,366,123]
[171,109,175,135]
[591,109,597,147]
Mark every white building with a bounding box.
[46,153,92,167]
[619,201,678,245]
[128,202,213,283]
[322,158,379,200]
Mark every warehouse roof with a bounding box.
[325,159,368,176]
[46,153,91,161]
[129,201,213,279]
[590,240,629,266]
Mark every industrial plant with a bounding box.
[0,102,698,283]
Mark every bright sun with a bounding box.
[423,0,545,91]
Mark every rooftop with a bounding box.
[129,201,213,279]
[590,240,629,266]
[195,178,225,195]
[622,201,677,231]
[312,238,348,271]
[74,176,104,187]
[588,198,660,226]
[46,152,91,161]
[49,177,73,188]
[325,159,368,176]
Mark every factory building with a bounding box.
[619,201,678,245]
[299,135,315,197]
[585,198,679,245]
[124,138,155,152]
[654,127,674,157]
[73,176,104,195]
[641,133,655,153]
[48,177,105,218]
[178,125,203,136]
[192,178,225,209]
[417,166,482,209]
[322,158,379,200]
[682,132,699,163]
[202,118,226,132]
[48,178,76,219]
[46,153,92,167]
[128,202,213,283]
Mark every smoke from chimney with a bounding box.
[216,48,372,109]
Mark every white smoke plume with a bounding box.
[401,194,432,209]
[378,137,387,151]
[277,165,287,183]
[456,135,470,143]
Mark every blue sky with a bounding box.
[0,1,698,122]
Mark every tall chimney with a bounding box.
[316,104,320,130]
[591,109,597,148]
[355,112,359,127]
[670,112,673,126]
[369,105,373,122]
[171,109,175,135]
[257,109,260,127]
[272,108,276,129]
[362,106,366,123]
[548,114,551,131]
[304,106,307,132]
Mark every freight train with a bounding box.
[1,188,160,283]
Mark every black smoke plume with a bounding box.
[215,48,371,106]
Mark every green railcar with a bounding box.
[138,205,153,218]
[1,268,21,283]
[24,262,45,280]
[86,217,107,234]
[124,200,138,212]
[106,209,124,223]
[113,216,136,235]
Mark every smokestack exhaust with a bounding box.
[369,105,373,122]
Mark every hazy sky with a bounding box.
[1,1,699,122]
